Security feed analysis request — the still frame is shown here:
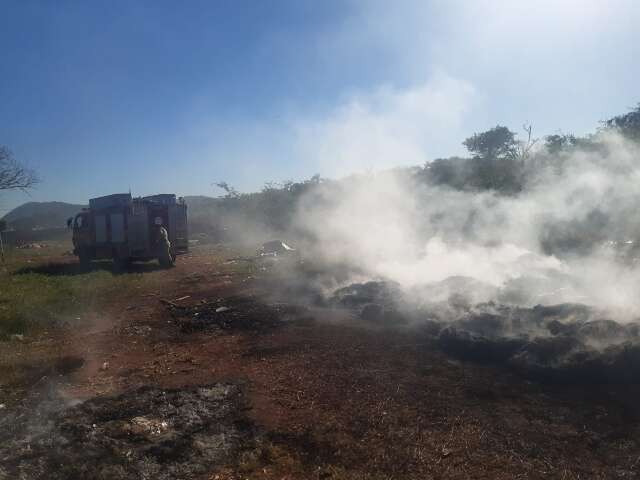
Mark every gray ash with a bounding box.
[0,383,258,479]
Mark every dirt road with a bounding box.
[2,247,640,479]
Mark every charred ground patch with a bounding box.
[438,306,640,384]
[0,383,259,480]
[233,320,640,479]
[328,280,640,385]
[166,295,310,335]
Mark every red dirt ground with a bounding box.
[3,247,640,479]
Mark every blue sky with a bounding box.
[1,0,639,215]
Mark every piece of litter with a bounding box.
[216,307,230,313]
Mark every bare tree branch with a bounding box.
[514,124,538,162]
[0,146,39,191]
[212,181,239,198]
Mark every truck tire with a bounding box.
[78,250,91,269]
[113,254,130,272]
[158,249,175,268]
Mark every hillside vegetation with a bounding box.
[1,201,85,230]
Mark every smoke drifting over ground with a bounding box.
[294,132,640,320]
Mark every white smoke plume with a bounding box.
[293,132,640,320]
[292,73,477,177]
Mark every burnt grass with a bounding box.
[6,266,640,478]
[158,282,640,478]
[0,383,260,480]
[236,321,640,479]
[168,279,640,478]
[166,294,309,335]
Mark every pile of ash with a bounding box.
[167,295,307,334]
[329,279,640,384]
[328,277,503,325]
[0,383,258,479]
[331,280,405,309]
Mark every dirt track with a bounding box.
[2,248,640,479]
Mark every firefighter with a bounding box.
[154,217,173,267]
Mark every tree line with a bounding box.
[191,104,640,239]
[2,103,639,237]
[422,104,640,195]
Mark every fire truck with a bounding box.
[71,193,188,269]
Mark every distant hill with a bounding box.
[1,201,86,231]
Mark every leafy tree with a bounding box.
[0,146,38,191]
[544,133,578,154]
[463,125,518,160]
[462,126,526,193]
[603,103,640,140]
[421,157,473,190]
[0,219,6,232]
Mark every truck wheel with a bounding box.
[113,255,130,272]
[158,250,175,268]
[78,251,91,269]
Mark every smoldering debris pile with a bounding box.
[0,383,257,480]
[439,304,640,384]
[330,281,407,323]
[328,279,640,384]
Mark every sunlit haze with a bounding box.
[1,0,638,213]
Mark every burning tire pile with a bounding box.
[0,383,258,479]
